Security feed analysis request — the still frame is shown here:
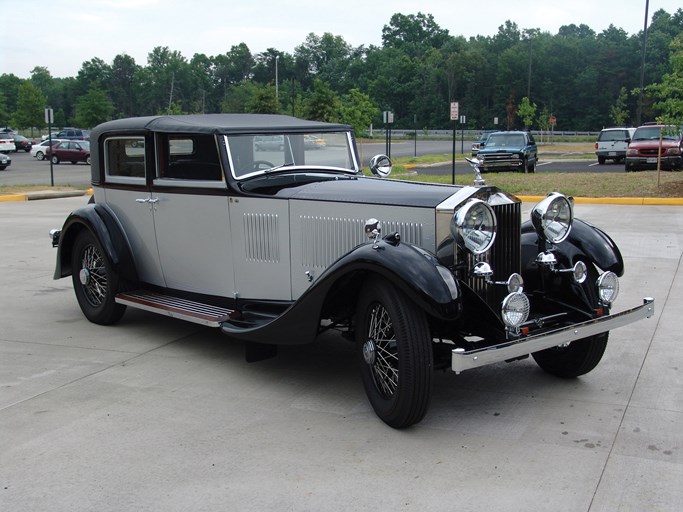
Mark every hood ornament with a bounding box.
[465,157,486,187]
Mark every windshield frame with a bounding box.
[224,130,360,180]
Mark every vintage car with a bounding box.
[476,131,538,173]
[50,114,654,428]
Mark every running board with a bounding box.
[116,290,233,327]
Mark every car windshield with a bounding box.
[485,134,526,147]
[225,131,357,179]
[633,126,680,141]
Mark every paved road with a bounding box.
[1,196,680,511]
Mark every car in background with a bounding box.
[475,131,538,172]
[31,138,65,160]
[625,124,683,171]
[304,134,327,149]
[471,129,497,156]
[0,152,11,170]
[0,134,14,153]
[43,128,90,141]
[13,135,33,152]
[45,140,91,165]
[595,127,635,165]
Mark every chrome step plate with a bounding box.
[116,290,233,327]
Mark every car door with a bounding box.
[99,136,165,287]
[150,134,236,297]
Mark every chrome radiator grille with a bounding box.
[466,202,521,307]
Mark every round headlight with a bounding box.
[501,292,530,328]
[531,192,573,244]
[451,199,497,255]
[597,271,619,305]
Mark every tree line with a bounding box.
[1,9,682,136]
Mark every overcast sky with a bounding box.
[2,0,680,79]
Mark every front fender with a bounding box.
[221,237,460,345]
[54,203,138,282]
[521,217,624,276]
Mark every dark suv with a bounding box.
[625,124,683,171]
[476,131,538,172]
[51,128,91,141]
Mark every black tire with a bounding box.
[526,157,536,173]
[71,161,77,165]
[36,151,44,160]
[51,155,60,164]
[86,155,91,165]
[71,230,126,325]
[532,332,609,378]
[24,147,31,152]
[355,279,433,428]
[598,156,606,165]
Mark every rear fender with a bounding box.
[54,203,138,282]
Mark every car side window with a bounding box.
[104,137,146,182]
[158,134,223,181]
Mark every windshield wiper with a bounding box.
[265,162,295,173]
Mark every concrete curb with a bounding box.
[0,189,93,202]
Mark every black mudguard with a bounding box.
[521,217,624,276]
[222,237,461,345]
[53,203,138,283]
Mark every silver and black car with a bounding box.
[50,114,654,428]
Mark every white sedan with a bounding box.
[31,139,65,160]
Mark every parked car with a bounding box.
[471,129,497,156]
[50,114,654,428]
[45,140,91,165]
[43,128,90,141]
[13,134,33,152]
[31,139,65,160]
[595,127,635,164]
[0,152,11,170]
[625,124,683,171]
[475,131,538,172]
[0,134,14,153]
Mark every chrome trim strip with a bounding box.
[451,298,655,373]
[116,291,233,327]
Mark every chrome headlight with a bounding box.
[451,199,497,255]
[501,292,530,328]
[531,192,573,244]
[597,271,619,305]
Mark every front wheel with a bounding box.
[532,332,609,378]
[71,230,126,325]
[355,279,433,428]
[51,155,60,164]
[36,151,45,160]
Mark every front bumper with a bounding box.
[626,156,683,170]
[451,297,655,373]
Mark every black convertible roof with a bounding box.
[90,114,352,140]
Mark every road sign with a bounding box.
[450,102,459,121]
[550,114,557,126]
[45,108,54,124]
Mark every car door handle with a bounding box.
[135,197,150,203]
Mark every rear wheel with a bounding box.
[598,156,606,165]
[355,279,433,428]
[71,230,126,325]
[526,157,536,173]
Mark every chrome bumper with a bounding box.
[452,297,655,373]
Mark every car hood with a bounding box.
[629,139,680,149]
[267,175,459,208]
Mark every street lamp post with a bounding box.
[275,55,279,104]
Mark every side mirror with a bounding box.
[369,154,392,178]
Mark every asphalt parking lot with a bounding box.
[1,196,681,512]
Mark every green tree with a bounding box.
[517,96,537,129]
[304,79,340,122]
[247,84,279,114]
[74,85,114,127]
[13,82,46,132]
[339,89,379,135]
[609,86,630,126]
[647,36,683,124]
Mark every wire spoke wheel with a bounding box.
[356,278,432,428]
[71,230,126,325]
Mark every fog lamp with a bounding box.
[597,271,619,305]
[506,273,524,293]
[573,261,587,284]
[501,292,530,328]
